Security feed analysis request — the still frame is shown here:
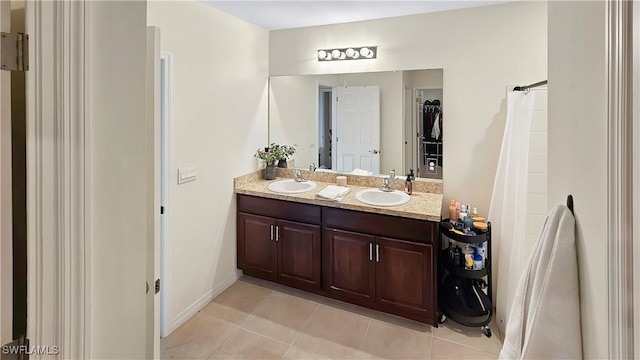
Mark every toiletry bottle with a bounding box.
[453,246,461,267]
[455,202,461,221]
[459,204,467,221]
[404,174,412,195]
[449,200,456,221]
[472,207,479,217]
[409,169,415,181]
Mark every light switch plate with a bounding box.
[178,165,197,184]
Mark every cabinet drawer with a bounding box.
[324,207,436,243]
[238,194,321,224]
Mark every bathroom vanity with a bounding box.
[235,170,443,325]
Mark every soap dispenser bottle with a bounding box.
[404,174,412,195]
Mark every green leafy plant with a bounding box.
[255,143,296,165]
[277,144,297,160]
[255,143,282,165]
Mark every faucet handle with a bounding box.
[383,178,389,186]
[295,170,302,177]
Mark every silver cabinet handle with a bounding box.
[376,244,379,262]
[369,243,373,261]
[270,225,274,241]
[275,226,279,242]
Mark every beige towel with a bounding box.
[499,204,582,359]
[315,185,350,202]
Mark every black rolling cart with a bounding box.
[438,220,493,337]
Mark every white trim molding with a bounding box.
[26,1,89,358]
[607,0,634,359]
[633,1,640,358]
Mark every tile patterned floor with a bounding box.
[161,277,502,360]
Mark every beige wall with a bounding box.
[89,1,149,357]
[147,0,269,335]
[270,75,330,168]
[269,1,547,214]
[548,1,608,358]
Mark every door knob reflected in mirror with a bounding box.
[369,150,379,154]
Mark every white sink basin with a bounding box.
[355,188,411,207]
[267,179,317,194]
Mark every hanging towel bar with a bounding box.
[513,80,548,92]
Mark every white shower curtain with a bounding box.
[488,90,535,338]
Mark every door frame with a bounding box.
[0,0,13,347]
[160,51,173,338]
[26,1,89,357]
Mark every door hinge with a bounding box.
[155,279,160,294]
[1,33,29,72]
[160,206,164,214]
[1,336,30,360]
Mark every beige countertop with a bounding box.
[235,176,443,222]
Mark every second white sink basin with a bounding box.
[267,179,317,194]
[355,188,411,207]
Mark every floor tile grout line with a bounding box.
[283,301,321,359]
[431,335,501,355]
[204,322,241,360]
[354,317,372,359]
[235,325,292,347]
[237,287,274,328]
[429,328,434,359]
[203,281,274,359]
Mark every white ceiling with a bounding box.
[203,1,515,30]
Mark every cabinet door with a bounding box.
[375,237,433,320]
[276,220,321,290]
[324,228,376,306]
[238,213,276,280]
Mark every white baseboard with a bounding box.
[166,272,241,336]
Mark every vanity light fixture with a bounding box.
[317,46,377,61]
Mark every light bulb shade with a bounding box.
[317,46,376,61]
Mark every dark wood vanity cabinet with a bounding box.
[324,228,376,306]
[375,237,433,320]
[276,220,321,289]
[238,213,277,279]
[237,194,438,325]
[237,195,321,290]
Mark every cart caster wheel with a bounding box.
[482,326,492,338]
[439,314,447,324]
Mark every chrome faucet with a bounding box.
[309,163,316,172]
[294,170,307,182]
[380,177,393,192]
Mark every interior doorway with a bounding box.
[318,86,332,169]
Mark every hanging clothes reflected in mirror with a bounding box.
[416,89,443,179]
